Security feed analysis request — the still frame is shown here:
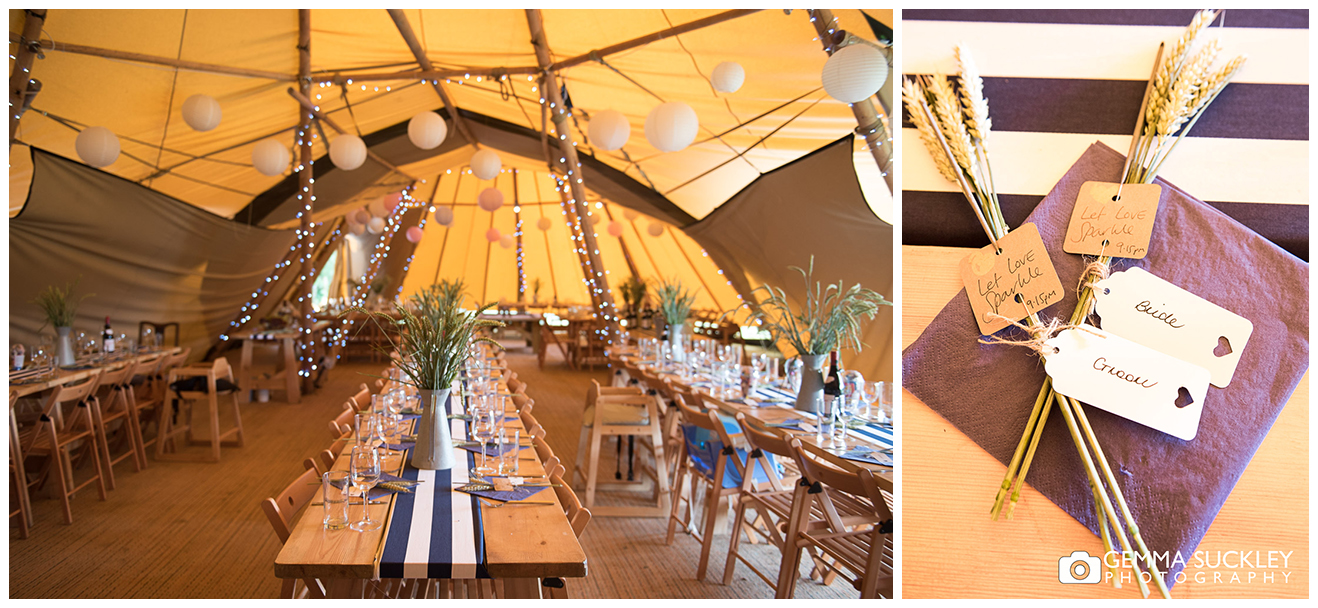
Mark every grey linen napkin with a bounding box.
[901,142,1309,587]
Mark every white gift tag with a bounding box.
[1093,267,1252,388]
[1044,327,1211,441]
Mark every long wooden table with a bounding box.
[902,245,1308,599]
[274,372,586,597]
[8,346,184,399]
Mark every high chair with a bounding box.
[159,357,245,463]
[573,380,671,517]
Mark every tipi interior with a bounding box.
[8,8,896,600]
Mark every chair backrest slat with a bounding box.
[261,468,321,544]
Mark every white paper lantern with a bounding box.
[351,208,372,225]
[821,44,889,103]
[499,235,515,249]
[711,62,745,94]
[433,206,454,226]
[408,111,448,150]
[607,221,624,237]
[622,208,640,221]
[405,226,424,243]
[647,222,665,237]
[588,109,631,152]
[470,149,502,181]
[75,126,120,168]
[485,228,502,243]
[644,102,699,153]
[477,188,504,212]
[536,217,553,231]
[367,217,386,234]
[181,94,222,132]
[368,199,388,217]
[349,222,366,236]
[330,134,367,171]
[251,139,288,176]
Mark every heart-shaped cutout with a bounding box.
[1213,336,1233,358]
[1174,387,1194,409]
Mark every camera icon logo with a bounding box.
[1058,551,1101,584]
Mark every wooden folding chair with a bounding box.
[573,380,671,517]
[136,349,189,460]
[88,360,145,490]
[538,470,592,598]
[10,397,33,538]
[158,357,245,463]
[775,440,894,599]
[665,392,770,581]
[346,384,372,413]
[20,372,108,524]
[260,468,343,599]
[723,413,837,592]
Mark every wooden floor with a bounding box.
[9,342,857,599]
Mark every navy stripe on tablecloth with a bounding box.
[902,190,1310,262]
[901,79,1309,141]
[378,389,490,580]
[904,9,1308,28]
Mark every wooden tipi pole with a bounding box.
[526,9,620,334]
[9,9,47,144]
[295,8,316,392]
[808,9,893,193]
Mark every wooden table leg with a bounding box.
[283,337,301,403]
[239,339,254,403]
[500,577,543,599]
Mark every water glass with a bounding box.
[355,412,381,446]
[786,358,803,394]
[498,428,521,475]
[322,471,350,530]
[348,445,382,532]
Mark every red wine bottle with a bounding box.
[102,316,115,354]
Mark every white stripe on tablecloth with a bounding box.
[904,21,1308,85]
[902,130,1310,206]
[402,469,437,580]
[448,387,477,579]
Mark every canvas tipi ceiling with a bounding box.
[9,8,894,377]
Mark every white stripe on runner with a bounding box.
[448,386,477,579]
[904,21,1309,85]
[402,468,437,580]
[903,129,1310,205]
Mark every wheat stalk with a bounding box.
[903,79,960,183]
[926,74,976,174]
[1147,9,1218,128]
[955,44,991,146]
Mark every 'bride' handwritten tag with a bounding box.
[1044,327,1210,441]
[1063,182,1161,259]
[1093,267,1252,388]
[959,223,1065,335]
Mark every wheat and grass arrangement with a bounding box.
[350,281,501,391]
[654,277,697,327]
[34,279,92,329]
[728,258,891,357]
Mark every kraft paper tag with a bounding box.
[1044,327,1211,441]
[492,478,516,492]
[1093,267,1252,388]
[1063,182,1161,259]
[959,223,1066,335]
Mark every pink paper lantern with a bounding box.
[607,221,624,237]
[485,228,502,243]
[478,188,504,212]
[352,208,371,225]
[405,226,424,243]
[384,192,405,213]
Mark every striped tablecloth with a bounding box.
[902,9,1309,261]
[377,386,489,580]
[749,384,894,453]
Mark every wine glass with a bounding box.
[140,326,158,352]
[861,381,882,422]
[469,409,499,477]
[785,358,803,394]
[348,445,382,531]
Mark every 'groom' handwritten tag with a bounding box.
[1063,182,1161,258]
[959,223,1065,335]
[1093,267,1252,388]
[1045,327,1210,441]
